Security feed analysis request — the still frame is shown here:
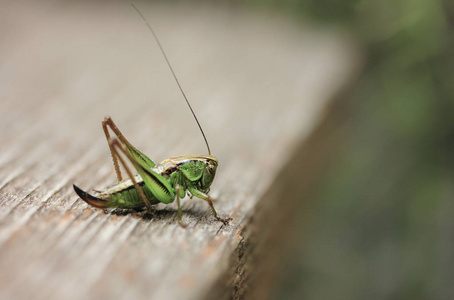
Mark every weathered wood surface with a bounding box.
[0,2,360,299]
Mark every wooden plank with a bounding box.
[0,2,361,299]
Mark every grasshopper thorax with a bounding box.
[158,155,218,192]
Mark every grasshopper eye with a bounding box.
[207,164,215,175]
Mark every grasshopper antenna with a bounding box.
[131,3,212,155]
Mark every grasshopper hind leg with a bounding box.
[108,138,154,211]
[102,116,156,182]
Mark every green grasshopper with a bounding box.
[73,4,231,228]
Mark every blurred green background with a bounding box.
[239,0,454,299]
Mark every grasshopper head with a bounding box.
[170,155,218,192]
[200,155,218,191]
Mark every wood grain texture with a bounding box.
[0,2,361,299]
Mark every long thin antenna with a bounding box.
[131,3,211,155]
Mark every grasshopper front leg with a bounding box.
[188,187,231,225]
[175,184,187,228]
